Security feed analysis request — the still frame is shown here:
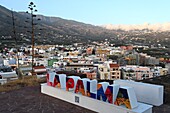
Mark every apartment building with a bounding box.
[121,65,153,80]
[109,64,121,80]
[98,64,110,80]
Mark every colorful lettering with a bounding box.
[86,80,97,99]
[46,73,138,109]
[66,78,74,91]
[75,79,85,95]
[114,88,131,109]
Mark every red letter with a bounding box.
[66,78,74,91]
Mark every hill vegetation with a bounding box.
[0,5,117,47]
[0,5,170,48]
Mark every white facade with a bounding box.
[121,65,153,80]
[98,64,110,80]
[151,67,161,77]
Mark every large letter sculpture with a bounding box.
[47,73,138,109]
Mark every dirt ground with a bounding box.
[0,86,96,113]
[0,75,170,113]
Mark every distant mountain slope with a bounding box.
[0,5,117,46]
[1,5,170,48]
[19,12,117,39]
[0,5,33,37]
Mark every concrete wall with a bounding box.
[41,83,152,113]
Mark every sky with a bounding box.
[0,0,170,25]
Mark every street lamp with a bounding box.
[26,2,38,76]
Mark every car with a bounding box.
[0,65,18,81]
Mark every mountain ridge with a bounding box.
[0,5,117,45]
[1,5,170,48]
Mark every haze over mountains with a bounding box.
[102,23,170,32]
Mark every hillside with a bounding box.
[1,5,170,48]
[0,5,117,46]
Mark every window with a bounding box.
[142,74,145,77]
[112,72,115,75]
[100,68,103,72]
[146,74,149,77]
[0,67,12,72]
[127,74,133,77]
[112,76,116,79]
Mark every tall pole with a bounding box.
[31,9,34,76]
[27,2,37,76]
[11,9,20,78]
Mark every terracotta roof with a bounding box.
[33,66,46,69]
[109,64,119,68]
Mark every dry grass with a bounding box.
[0,76,46,92]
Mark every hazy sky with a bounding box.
[1,0,170,25]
